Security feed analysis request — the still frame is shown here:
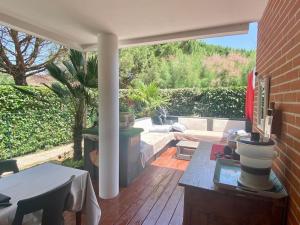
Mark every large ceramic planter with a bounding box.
[120,112,135,129]
[236,139,277,190]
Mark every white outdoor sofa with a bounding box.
[134,117,245,167]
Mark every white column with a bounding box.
[97,33,119,199]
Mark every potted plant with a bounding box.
[119,99,135,129]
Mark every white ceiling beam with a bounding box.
[0,5,250,52]
[0,0,267,51]
[0,11,83,51]
[82,23,249,51]
[119,23,249,48]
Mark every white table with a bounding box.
[0,163,101,225]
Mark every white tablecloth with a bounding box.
[0,163,101,225]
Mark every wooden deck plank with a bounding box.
[100,166,169,225]
[168,194,184,225]
[151,147,189,171]
[142,171,183,225]
[112,168,175,225]
[126,169,177,225]
[64,147,188,225]
[116,170,175,224]
[155,186,184,225]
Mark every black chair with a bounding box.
[12,176,74,225]
[0,160,19,176]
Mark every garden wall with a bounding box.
[0,86,245,159]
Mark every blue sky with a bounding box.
[202,22,258,50]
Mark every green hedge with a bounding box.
[0,86,73,159]
[0,86,245,159]
[161,87,246,118]
[121,87,246,119]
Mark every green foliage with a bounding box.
[0,85,245,159]
[194,87,246,118]
[0,73,14,85]
[128,82,169,117]
[119,40,255,88]
[45,49,98,160]
[161,89,200,116]
[120,100,130,112]
[121,87,246,119]
[0,85,73,159]
[62,158,84,169]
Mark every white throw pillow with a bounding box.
[149,125,172,133]
[172,122,186,132]
[227,129,248,141]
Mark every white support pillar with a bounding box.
[97,33,119,199]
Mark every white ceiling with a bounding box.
[0,0,268,50]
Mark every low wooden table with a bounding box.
[178,142,288,225]
[176,140,199,160]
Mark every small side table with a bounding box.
[176,141,199,160]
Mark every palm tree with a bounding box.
[45,50,97,160]
[129,82,168,117]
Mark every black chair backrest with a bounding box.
[0,160,19,176]
[12,175,74,225]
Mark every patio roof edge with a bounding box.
[0,9,250,51]
[0,11,83,51]
[82,23,250,50]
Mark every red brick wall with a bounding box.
[255,0,300,224]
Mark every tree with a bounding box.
[46,50,98,160]
[119,40,255,89]
[119,46,158,88]
[0,26,66,85]
[129,81,168,117]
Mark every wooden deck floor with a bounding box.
[65,147,189,225]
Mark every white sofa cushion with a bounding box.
[172,122,186,132]
[134,117,245,167]
[178,117,207,131]
[134,117,153,133]
[212,119,245,132]
[184,130,225,137]
[149,125,172,133]
[174,130,227,142]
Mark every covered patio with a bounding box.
[1,0,300,225]
[0,0,267,199]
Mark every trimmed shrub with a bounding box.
[0,86,245,159]
[192,87,246,118]
[0,86,73,159]
[161,89,199,116]
[121,87,246,119]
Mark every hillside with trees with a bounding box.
[120,40,255,88]
[0,34,255,88]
